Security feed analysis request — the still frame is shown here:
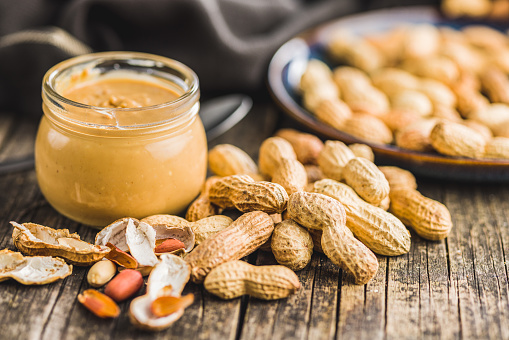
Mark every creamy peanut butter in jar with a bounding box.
[36,52,207,227]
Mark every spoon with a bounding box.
[0,94,253,175]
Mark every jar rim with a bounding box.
[42,51,200,129]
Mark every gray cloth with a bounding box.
[0,0,360,117]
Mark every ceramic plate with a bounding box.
[267,6,509,181]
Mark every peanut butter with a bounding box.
[64,78,178,108]
[36,52,207,227]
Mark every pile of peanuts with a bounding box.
[300,24,509,160]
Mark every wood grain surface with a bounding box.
[1,96,508,340]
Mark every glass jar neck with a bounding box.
[42,52,200,136]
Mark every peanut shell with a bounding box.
[271,158,308,195]
[0,249,72,285]
[271,220,313,271]
[317,140,354,181]
[274,128,324,165]
[11,222,109,266]
[378,166,417,191]
[348,143,374,162]
[390,188,453,241]
[209,175,288,214]
[204,261,301,300]
[208,144,258,177]
[186,176,223,222]
[314,179,410,256]
[185,211,275,283]
[343,157,390,206]
[430,121,486,158]
[342,113,393,145]
[313,98,352,130]
[258,137,297,177]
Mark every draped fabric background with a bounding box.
[0,0,436,117]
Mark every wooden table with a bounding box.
[1,93,508,340]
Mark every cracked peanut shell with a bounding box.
[0,249,72,285]
[11,222,109,266]
[129,254,191,331]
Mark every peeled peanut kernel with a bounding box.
[104,269,144,302]
[87,260,117,288]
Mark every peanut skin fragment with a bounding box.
[78,289,120,318]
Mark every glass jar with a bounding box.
[36,52,207,227]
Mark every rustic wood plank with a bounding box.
[385,232,424,339]
[442,181,509,339]
[306,254,340,340]
[384,182,462,340]
[3,103,509,340]
[485,183,509,340]
[238,251,281,340]
[419,183,460,339]
[468,184,509,339]
[336,256,386,340]
[240,249,316,340]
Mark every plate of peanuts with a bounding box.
[267,6,509,181]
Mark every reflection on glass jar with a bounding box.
[36,52,207,227]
